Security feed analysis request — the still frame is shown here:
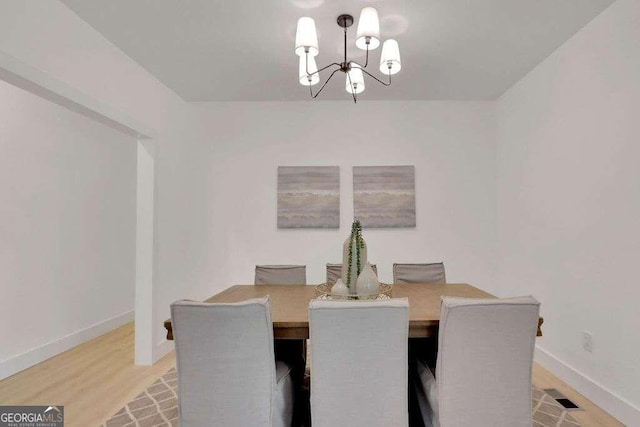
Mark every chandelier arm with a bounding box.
[306,60,341,77]
[310,68,341,99]
[346,68,357,104]
[303,49,340,78]
[361,68,392,86]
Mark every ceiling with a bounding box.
[60,0,614,102]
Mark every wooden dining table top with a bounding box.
[164,283,544,340]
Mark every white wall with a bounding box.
[0,79,135,378]
[496,0,640,423]
[0,1,204,363]
[192,101,497,295]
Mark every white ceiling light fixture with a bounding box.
[295,8,401,103]
[346,63,365,95]
[355,7,380,50]
[299,55,320,86]
[295,17,319,57]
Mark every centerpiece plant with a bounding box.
[342,220,368,294]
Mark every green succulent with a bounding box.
[346,220,365,288]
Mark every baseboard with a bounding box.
[535,345,640,426]
[153,339,174,364]
[0,310,134,381]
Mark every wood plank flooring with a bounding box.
[531,364,624,427]
[0,323,174,427]
[0,323,624,426]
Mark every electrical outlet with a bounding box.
[582,331,593,353]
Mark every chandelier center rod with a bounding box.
[337,14,354,73]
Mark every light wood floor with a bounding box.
[531,364,624,427]
[0,323,624,427]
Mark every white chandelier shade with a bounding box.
[345,64,365,94]
[355,7,380,50]
[295,17,319,56]
[380,39,401,75]
[299,55,320,86]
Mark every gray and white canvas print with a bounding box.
[278,166,340,228]
[353,165,416,228]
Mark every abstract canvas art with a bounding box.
[353,165,416,228]
[278,166,340,228]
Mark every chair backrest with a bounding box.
[255,264,306,285]
[393,262,446,284]
[325,263,378,284]
[436,296,540,427]
[171,297,277,427]
[309,298,409,427]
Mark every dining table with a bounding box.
[164,283,543,340]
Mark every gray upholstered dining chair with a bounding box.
[325,263,378,284]
[254,263,307,423]
[171,297,294,427]
[255,264,306,285]
[412,296,540,427]
[309,298,410,427]
[393,262,446,284]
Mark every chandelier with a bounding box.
[295,7,401,103]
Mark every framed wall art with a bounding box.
[277,166,340,228]
[353,165,416,228]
